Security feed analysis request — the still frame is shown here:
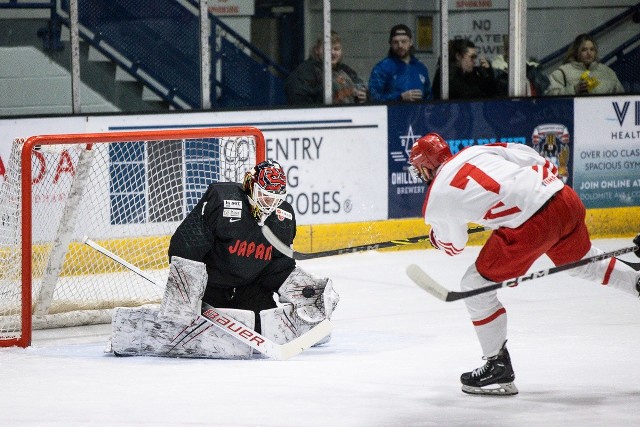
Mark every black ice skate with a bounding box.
[460,341,518,396]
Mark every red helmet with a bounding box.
[243,160,287,223]
[408,133,452,183]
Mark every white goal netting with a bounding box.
[0,127,264,347]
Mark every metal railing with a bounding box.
[9,0,289,110]
[538,2,640,71]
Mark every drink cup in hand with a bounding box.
[354,83,367,102]
[401,88,423,102]
[412,89,423,100]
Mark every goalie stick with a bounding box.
[407,244,639,302]
[261,224,487,260]
[82,236,332,360]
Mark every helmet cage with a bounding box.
[408,164,435,183]
[244,160,287,223]
[249,183,286,220]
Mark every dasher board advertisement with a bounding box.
[87,106,389,225]
[573,96,640,208]
[386,98,574,218]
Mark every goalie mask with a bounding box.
[408,133,453,185]
[243,160,287,223]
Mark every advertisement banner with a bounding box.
[573,96,640,208]
[87,106,388,225]
[387,98,574,219]
[0,116,87,176]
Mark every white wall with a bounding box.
[0,47,118,116]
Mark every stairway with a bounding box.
[52,25,171,112]
[0,18,169,115]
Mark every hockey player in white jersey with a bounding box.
[408,132,640,396]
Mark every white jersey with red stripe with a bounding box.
[424,143,564,256]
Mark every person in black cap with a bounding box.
[368,24,432,102]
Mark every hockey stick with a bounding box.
[618,257,640,271]
[261,224,487,260]
[82,236,332,360]
[407,245,639,302]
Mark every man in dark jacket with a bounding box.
[285,31,367,105]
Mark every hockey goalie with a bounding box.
[109,160,339,358]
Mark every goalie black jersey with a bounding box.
[168,182,296,294]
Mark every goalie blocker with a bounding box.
[109,257,338,359]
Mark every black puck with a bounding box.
[302,286,315,298]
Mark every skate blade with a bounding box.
[462,382,519,396]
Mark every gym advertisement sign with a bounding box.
[573,96,640,208]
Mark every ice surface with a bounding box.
[1,238,639,426]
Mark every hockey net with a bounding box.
[0,127,265,347]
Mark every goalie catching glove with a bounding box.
[277,266,339,324]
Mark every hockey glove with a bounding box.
[278,267,340,324]
[634,233,640,258]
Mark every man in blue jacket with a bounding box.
[369,24,432,102]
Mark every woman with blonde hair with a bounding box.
[545,33,624,96]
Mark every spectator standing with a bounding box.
[545,33,624,96]
[368,24,432,102]
[432,39,498,100]
[284,31,367,105]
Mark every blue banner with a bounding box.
[387,98,574,219]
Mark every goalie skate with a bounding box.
[460,342,518,396]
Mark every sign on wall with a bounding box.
[387,98,574,219]
[86,106,389,226]
[449,9,508,59]
[207,0,254,16]
[573,96,640,208]
[3,96,639,233]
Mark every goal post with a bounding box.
[1,126,265,348]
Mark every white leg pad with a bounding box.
[111,305,255,359]
[160,256,208,317]
[260,305,331,346]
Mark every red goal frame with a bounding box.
[7,126,265,348]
